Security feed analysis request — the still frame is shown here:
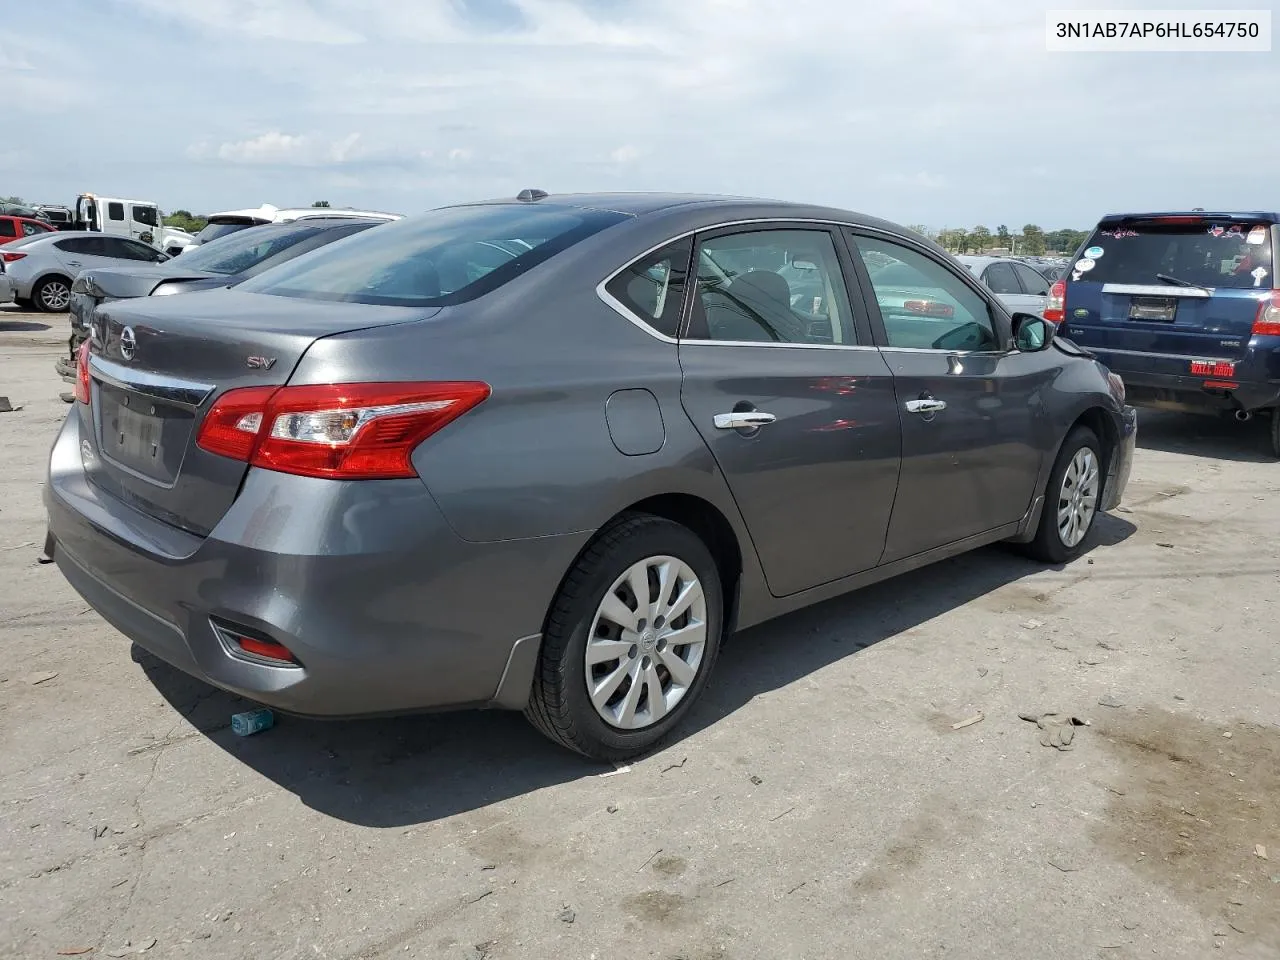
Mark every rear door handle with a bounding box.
[905,399,947,414]
[714,411,777,429]
[65,261,82,267]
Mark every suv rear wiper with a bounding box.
[1156,272,1211,291]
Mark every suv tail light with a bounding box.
[1044,280,1066,323]
[196,381,491,479]
[1,251,28,263]
[1252,291,1280,337]
[74,340,92,403]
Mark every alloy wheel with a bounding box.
[584,555,708,730]
[39,281,70,311]
[1057,447,1099,548]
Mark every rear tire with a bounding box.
[1270,410,1280,460]
[1023,426,1103,565]
[525,513,723,762]
[33,277,71,313]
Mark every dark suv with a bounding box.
[1048,212,1279,455]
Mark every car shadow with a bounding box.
[1136,409,1275,464]
[138,518,1135,828]
[0,319,52,332]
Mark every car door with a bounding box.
[676,225,902,597]
[129,203,160,246]
[1012,262,1051,316]
[52,237,117,273]
[846,230,1047,563]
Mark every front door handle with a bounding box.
[905,399,947,414]
[65,261,82,267]
[714,411,777,430]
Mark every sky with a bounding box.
[1,0,1276,230]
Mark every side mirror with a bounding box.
[1012,312,1055,352]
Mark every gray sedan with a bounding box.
[956,255,1053,316]
[45,192,1136,760]
[1,231,169,313]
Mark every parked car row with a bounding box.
[43,189,1137,761]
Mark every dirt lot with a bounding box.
[2,303,1278,960]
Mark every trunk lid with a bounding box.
[1064,217,1277,377]
[80,289,432,535]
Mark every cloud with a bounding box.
[4,0,1275,227]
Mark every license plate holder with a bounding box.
[1128,297,1177,322]
[101,394,165,473]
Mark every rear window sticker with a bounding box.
[1075,258,1096,272]
[1100,228,1138,239]
[1247,226,1267,244]
[1084,246,1104,258]
[1209,224,1247,239]
[1252,266,1269,287]
[1071,270,1082,281]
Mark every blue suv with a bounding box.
[1048,212,1279,455]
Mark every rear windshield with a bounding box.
[177,223,355,276]
[1077,220,1275,290]
[195,221,256,243]
[237,203,629,307]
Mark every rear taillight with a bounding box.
[196,381,491,480]
[1044,280,1066,323]
[1,251,27,263]
[904,300,954,318]
[74,340,91,403]
[1252,291,1280,337]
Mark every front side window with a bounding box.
[603,239,692,338]
[850,234,1000,352]
[687,229,856,344]
[0,219,15,238]
[21,221,50,236]
[132,205,159,227]
[103,238,160,261]
[179,224,331,275]
[983,262,1021,295]
[239,204,628,307]
[107,202,125,222]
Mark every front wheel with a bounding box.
[1023,426,1103,565]
[525,514,723,761]
[33,277,71,313]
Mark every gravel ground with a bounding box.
[2,304,1278,960]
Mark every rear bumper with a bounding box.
[1092,345,1280,413]
[44,412,588,716]
[1102,405,1137,512]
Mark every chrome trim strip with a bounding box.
[1083,345,1228,362]
[595,216,999,349]
[89,355,215,408]
[1101,283,1211,298]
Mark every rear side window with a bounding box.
[983,262,1021,295]
[1077,220,1275,290]
[56,237,106,255]
[108,202,125,221]
[240,204,629,307]
[604,239,692,338]
[0,219,15,238]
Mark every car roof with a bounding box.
[207,204,402,223]
[1098,210,1280,223]
[447,191,924,236]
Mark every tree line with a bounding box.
[908,224,1090,256]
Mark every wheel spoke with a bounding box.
[586,637,632,665]
[642,662,667,723]
[663,577,702,625]
[659,619,705,651]
[653,560,676,617]
[598,590,639,631]
[626,564,652,620]
[591,661,630,710]
[617,663,645,726]
[658,647,697,687]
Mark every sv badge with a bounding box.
[246,356,277,370]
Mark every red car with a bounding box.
[0,215,56,246]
